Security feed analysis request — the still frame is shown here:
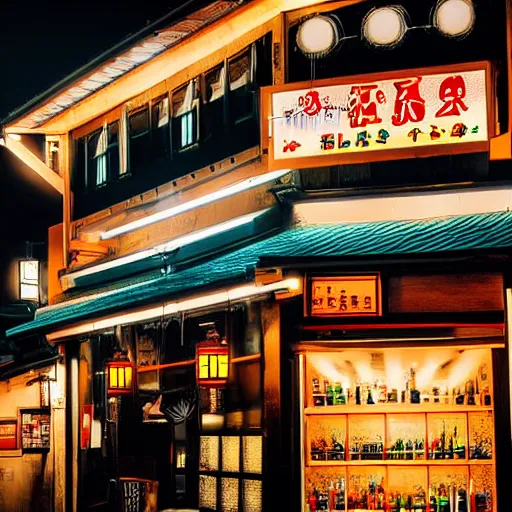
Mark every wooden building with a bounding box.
[2,0,512,511]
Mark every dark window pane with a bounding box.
[108,121,119,144]
[152,98,170,157]
[229,50,251,91]
[129,108,149,138]
[205,66,225,102]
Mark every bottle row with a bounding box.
[305,468,493,512]
[307,413,493,464]
[311,372,492,409]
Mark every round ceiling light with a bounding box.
[433,0,475,38]
[296,15,340,58]
[362,6,408,47]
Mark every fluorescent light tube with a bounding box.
[100,169,290,240]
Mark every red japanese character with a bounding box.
[392,77,426,127]
[347,84,382,128]
[299,90,322,117]
[436,75,469,118]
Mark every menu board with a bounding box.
[21,409,51,450]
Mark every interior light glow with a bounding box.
[296,15,340,58]
[7,134,21,141]
[433,0,475,38]
[362,6,408,47]
[47,278,301,341]
[100,170,291,240]
[64,209,270,287]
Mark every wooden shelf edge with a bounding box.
[305,405,493,415]
[307,459,494,467]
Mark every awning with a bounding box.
[0,337,60,381]
[7,210,512,339]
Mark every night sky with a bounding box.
[0,0,191,306]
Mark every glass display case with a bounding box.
[302,347,496,511]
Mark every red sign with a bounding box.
[262,62,491,171]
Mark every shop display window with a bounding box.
[302,347,495,511]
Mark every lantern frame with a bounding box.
[106,360,135,396]
[196,340,229,388]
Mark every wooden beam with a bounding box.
[3,136,64,194]
[7,0,336,134]
[261,301,282,510]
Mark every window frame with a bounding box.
[172,80,200,152]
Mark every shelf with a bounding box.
[307,459,494,467]
[305,404,493,415]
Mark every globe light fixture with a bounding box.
[362,6,408,47]
[297,15,340,58]
[433,0,475,38]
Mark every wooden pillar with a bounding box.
[261,301,282,509]
[53,345,67,512]
[59,134,72,268]
[272,13,286,85]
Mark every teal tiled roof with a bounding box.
[7,210,512,338]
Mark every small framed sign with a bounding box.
[306,274,382,317]
[0,418,18,450]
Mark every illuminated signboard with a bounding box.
[306,275,381,317]
[263,62,491,170]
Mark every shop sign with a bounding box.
[307,275,381,317]
[263,62,491,170]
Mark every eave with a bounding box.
[2,0,348,135]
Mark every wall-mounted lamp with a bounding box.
[296,0,476,57]
[433,0,475,38]
[296,15,341,58]
[362,6,408,47]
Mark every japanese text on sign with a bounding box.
[272,68,488,160]
[309,276,381,317]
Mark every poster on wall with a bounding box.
[263,62,491,170]
[20,409,51,451]
[0,419,18,450]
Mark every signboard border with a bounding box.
[304,273,382,318]
[262,61,494,171]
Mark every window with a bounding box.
[172,80,199,150]
[151,95,170,158]
[129,106,151,170]
[87,128,108,187]
[107,121,120,178]
[45,137,60,174]
[199,434,263,512]
[228,45,256,123]
[202,65,226,142]
[19,260,39,302]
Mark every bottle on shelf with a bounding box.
[410,368,421,404]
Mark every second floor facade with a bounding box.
[2,0,512,305]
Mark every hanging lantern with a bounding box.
[196,322,229,388]
[106,355,134,397]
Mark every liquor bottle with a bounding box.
[312,378,325,407]
[326,383,334,406]
[466,380,476,406]
[308,489,318,511]
[410,368,421,404]
[481,386,492,406]
[457,487,468,512]
[355,383,362,405]
[378,380,388,403]
[474,378,481,406]
[456,388,465,405]
[367,385,375,405]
